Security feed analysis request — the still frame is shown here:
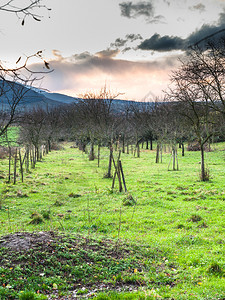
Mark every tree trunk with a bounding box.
[181,143,185,156]
[97,144,100,167]
[106,145,113,178]
[176,150,179,171]
[40,146,42,160]
[48,139,51,152]
[172,148,176,171]
[122,135,125,153]
[32,147,36,168]
[160,144,163,163]
[126,144,129,154]
[89,142,95,161]
[156,143,160,163]
[36,146,40,161]
[150,139,153,150]
[146,140,149,150]
[200,145,206,181]
[137,143,140,158]
[26,148,29,172]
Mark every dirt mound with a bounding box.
[0,231,56,250]
[0,231,148,299]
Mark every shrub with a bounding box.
[50,143,64,150]
[187,142,211,152]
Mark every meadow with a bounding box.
[0,142,225,299]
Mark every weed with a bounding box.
[103,173,113,179]
[68,193,81,198]
[17,190,28,198]
[53,200,64,206]
[19,291,36,300]
[197,221,208,228]
[188,214,202,222]
[177,224,185,229]
[207,262,224,276]
[29,212,44,224]
[122,194,136,206]
[199,167,211,181]
[76,288,88,295]
[41,209,51,220]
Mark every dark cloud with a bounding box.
[138,12,225,52]
[110,38,127,48]
[189,3,205,13]
[119,1,154,18]
[126,33,143,42]
[138,33,184,51]
[110,33,143,49]
[119,1,164,23]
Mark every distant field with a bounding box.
[0,143,225,299]
[0,127,19,147]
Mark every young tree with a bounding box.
[19,107,47,162]
[167,52,219,180]
[127,101,156,158]
[77,87,122,176]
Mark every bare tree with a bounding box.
[19,107,46,162]
[77,87,122,173]
[186,40,225,117]
[167,50,219,180]
[0,1,51,138]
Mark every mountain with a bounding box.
[0,80,155,112]
[0,80,77,110]
[42,91,80,105]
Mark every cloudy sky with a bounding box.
[1,0,225,100]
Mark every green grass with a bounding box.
[0,143,225,299]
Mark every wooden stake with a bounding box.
[119,160,127,192]
[19,149,24,183]
[112,152,122,192]
[13,148,17,185]
[8,146,11,183]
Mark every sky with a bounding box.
[1,0,225,101]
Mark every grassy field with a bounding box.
[0,143,225,299]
